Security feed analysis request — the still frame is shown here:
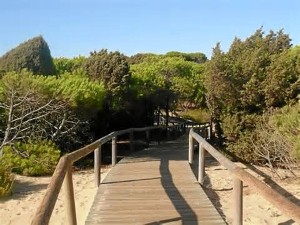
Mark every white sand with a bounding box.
[0,166,111,225]
[203,163,300,225]
[1,161,299,225]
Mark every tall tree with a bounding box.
[204,43,229,143]
[204,28,294,157]
[206,28,292,119]
[84,49,131,110]
[84,49,130,91]
[131,56,206,125]
[0,36,55,75]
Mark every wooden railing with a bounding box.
[31,125,184,225]
[189,128,300,225]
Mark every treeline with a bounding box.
[0,28,299,196]
[0,36,206,184]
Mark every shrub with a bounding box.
[227,109,299,177]
[1,140,60,176]
[179,109,210,123]
[227,130,260,163]
[0,164,14,197]
[270,103,300,159]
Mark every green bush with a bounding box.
[222,114,259,142]
[179,109,210,123]
[227,130,260,163]
[1,140,60,176]
[270,103,300,159]
[0,164,14,197]
[34,73,105,110]
[227,106,300,167]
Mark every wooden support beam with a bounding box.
[94,146,101,187]
[112,137,117,166]
[233,178,243,225]
[64,163,77,225]
[198,143,205,185]
[188,128,194,164]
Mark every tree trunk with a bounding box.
[165,96,169,127]
[156,107,160,126]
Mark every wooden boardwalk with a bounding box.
[85,135,225,225]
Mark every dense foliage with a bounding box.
[32,73,105,111]
[271,103,300,159]
[0,29,299,194]
[165,51,207,63]
[1,140,60,176]
[131,55,205,107]
[84,50,131,112]
[0,70,105,153]
[0,163,14,197]
[178,109,210,124]
[53,56,86,75]
[84,50,130,91]
[127,53,158,65]
[131,55,206,126]
[204,28,300,166]
[0,36,55,75]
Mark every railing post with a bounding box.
[166,127,170,140]
[188,128,194,164]
[233,177,243,225]
[112,137,117,166]
[64,162,77,225]
[207,126,211,140]
[130,131,134,152]
[94,145,101,187]
[198,143,205,185]
[157,128,161,145]
[146,130,150,146]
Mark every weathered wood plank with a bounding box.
[85,135,225,225]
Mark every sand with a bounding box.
[0,166,111,225]
[200,162,300,225]
[0,160,299,225]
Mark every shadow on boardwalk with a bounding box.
[159,158,198,225]
[86,134,225,225]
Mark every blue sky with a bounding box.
[1,0,300,58]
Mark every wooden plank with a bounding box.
[86,135,225,225]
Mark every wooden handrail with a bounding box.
[31,124,183,225]
[31,156,69,225]
[189,128,300,225]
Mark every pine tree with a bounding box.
[0,36,55,75]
